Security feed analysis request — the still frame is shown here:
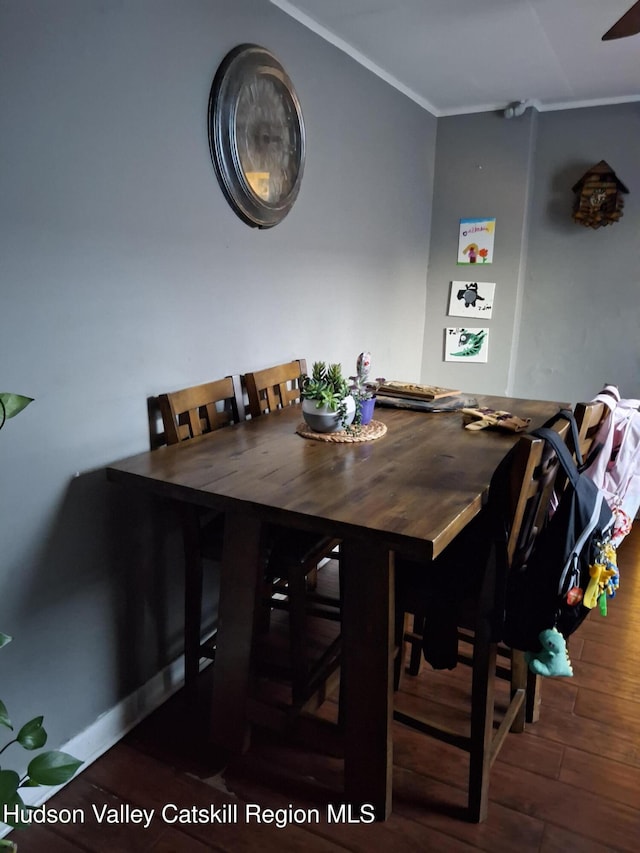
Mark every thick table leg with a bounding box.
[209,511,264,754]
[341,538,394,821]
[181,504,204,703]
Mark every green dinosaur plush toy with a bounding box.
[524,627,573,677]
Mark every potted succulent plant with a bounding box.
[349,352,385,427]
[300,362,356,433]
[1,395,81,850]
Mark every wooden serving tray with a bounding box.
[377,381,460,401]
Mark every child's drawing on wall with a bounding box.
[444,327,489,363]
[457,218,495,264]
[448,281,495,318]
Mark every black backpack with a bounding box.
[501,412,614,652]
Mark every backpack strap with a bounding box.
[536,408,583,468]
[531,423,581,490]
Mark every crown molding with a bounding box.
[269,0,438,115]
[270,1,640,118]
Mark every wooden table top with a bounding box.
[107,394,564,561]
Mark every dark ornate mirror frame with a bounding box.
[208,44,306,229]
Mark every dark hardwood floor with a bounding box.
[10,527,640,852]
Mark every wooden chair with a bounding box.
[243,359,342,710]
[244,356,319,594]
[245,358,308,417]
[544,394,613,502]
[157,376,245,695]
[404,413,576,711]
[159,375,244,444]
[393,423,567,822]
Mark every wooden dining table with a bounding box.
[106,393,565,820]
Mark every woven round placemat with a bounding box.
[296,420,387,443]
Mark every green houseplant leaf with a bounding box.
[0,779,27,832]
[0,700,12,731]
[0,394,33,426]
[16,717,47,751]
[0,770,27,832]
[0,770,20,808]
[0,633,12,649]
[25,751,82,786]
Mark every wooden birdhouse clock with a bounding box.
[572,160,629,228]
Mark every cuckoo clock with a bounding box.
[572,160,629,229]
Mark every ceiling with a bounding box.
[270,0,640,116]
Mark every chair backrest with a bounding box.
[503,418,570,568]
[572,398,611,465]
[158,375,245,445]
[244,359,308,418]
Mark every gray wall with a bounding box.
[422,110,537,394]
[424,104,640,404]
[0,0,434,757]
[514,104,640,402]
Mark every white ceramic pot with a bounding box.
[302,395,356,433]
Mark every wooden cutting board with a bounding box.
[377,381,460,401]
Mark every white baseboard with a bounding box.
[1,656,186,839]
